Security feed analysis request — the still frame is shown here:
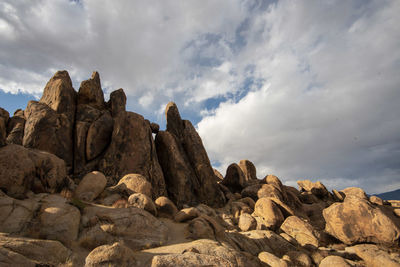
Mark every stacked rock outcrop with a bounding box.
[155,102,225,208]
[0,70,399,266]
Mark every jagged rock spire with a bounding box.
[23,70,76,170]
[78,71,105,109]
[156,102,225,208]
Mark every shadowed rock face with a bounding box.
[23,71,76,170]
[0,144,66,198]
[222,163,247,193]
[72,72,166,199]
[77,71,105,110]
[99,111,166,198]
[73,72,110,176]
[155,102,225,208]
[0,108,8,147]
[239,160,257,182]
[6,109,25,145]
[108,88,126,117]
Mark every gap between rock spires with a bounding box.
[0,70,399,267]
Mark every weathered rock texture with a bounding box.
[0,144,66,198]
[1,70,400,267]
[84,242,136,267]
[79,205,168,250]
[99,111,166,199]
[0,234,70,266]
[23,71,76,170]
[74,171,107,201]
[155,102,224,208]
[0,108,9,147]
[323,197,400,244]
[6,109,25,145]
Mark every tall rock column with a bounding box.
[72,72,166,199]
[0,108,9,147]
[23,71,76,171]
[155,102,225,208]
[73,71,113,176]
[99,110,167,199]
[6,109,26,145]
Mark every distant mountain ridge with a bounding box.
[375,188,400,200]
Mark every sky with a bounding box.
[1,0,399,194]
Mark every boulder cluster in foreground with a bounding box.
[0,71,399,267]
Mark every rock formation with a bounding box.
[155,102,225,208]
[23,71,76,171]
[0,70,399,266]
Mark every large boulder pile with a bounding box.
[0,70,399,266]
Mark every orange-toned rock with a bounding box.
[280,216,319,247]
[340,187,367,200]
[80,205,168,250]
[77,71,104,109]
[149,239,260,267]
[239,159,257,182]
[242,183,283,202]
[369,195,384,205]
[297,180,330,199]
[155,196,178,219]
[84,242,136,267]
[332,189,344,201]
[38,195,80,247]
[346,244,400,267]
[75,171,107,201]
[174,207,200,222]
[0,234,70,266]
[264,175,283,190]
[128,193,157,216]
[258,251,288,267]
[323,197,400,244]
[319,256,351,267]
[284,251,312,267]
[23,71,76,169]
[238,213,257,231]
[254,197,284,230]
[394,209,400,217]
[111,173,152,197]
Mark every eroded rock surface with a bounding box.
[85,242,136,267]
[0,144,66,198]
[0,234,70,266]
[80,205,168,250]
[323,197,400,244]
[23,71,76,170]
[1,70,400,267]
[156,102,224,208]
